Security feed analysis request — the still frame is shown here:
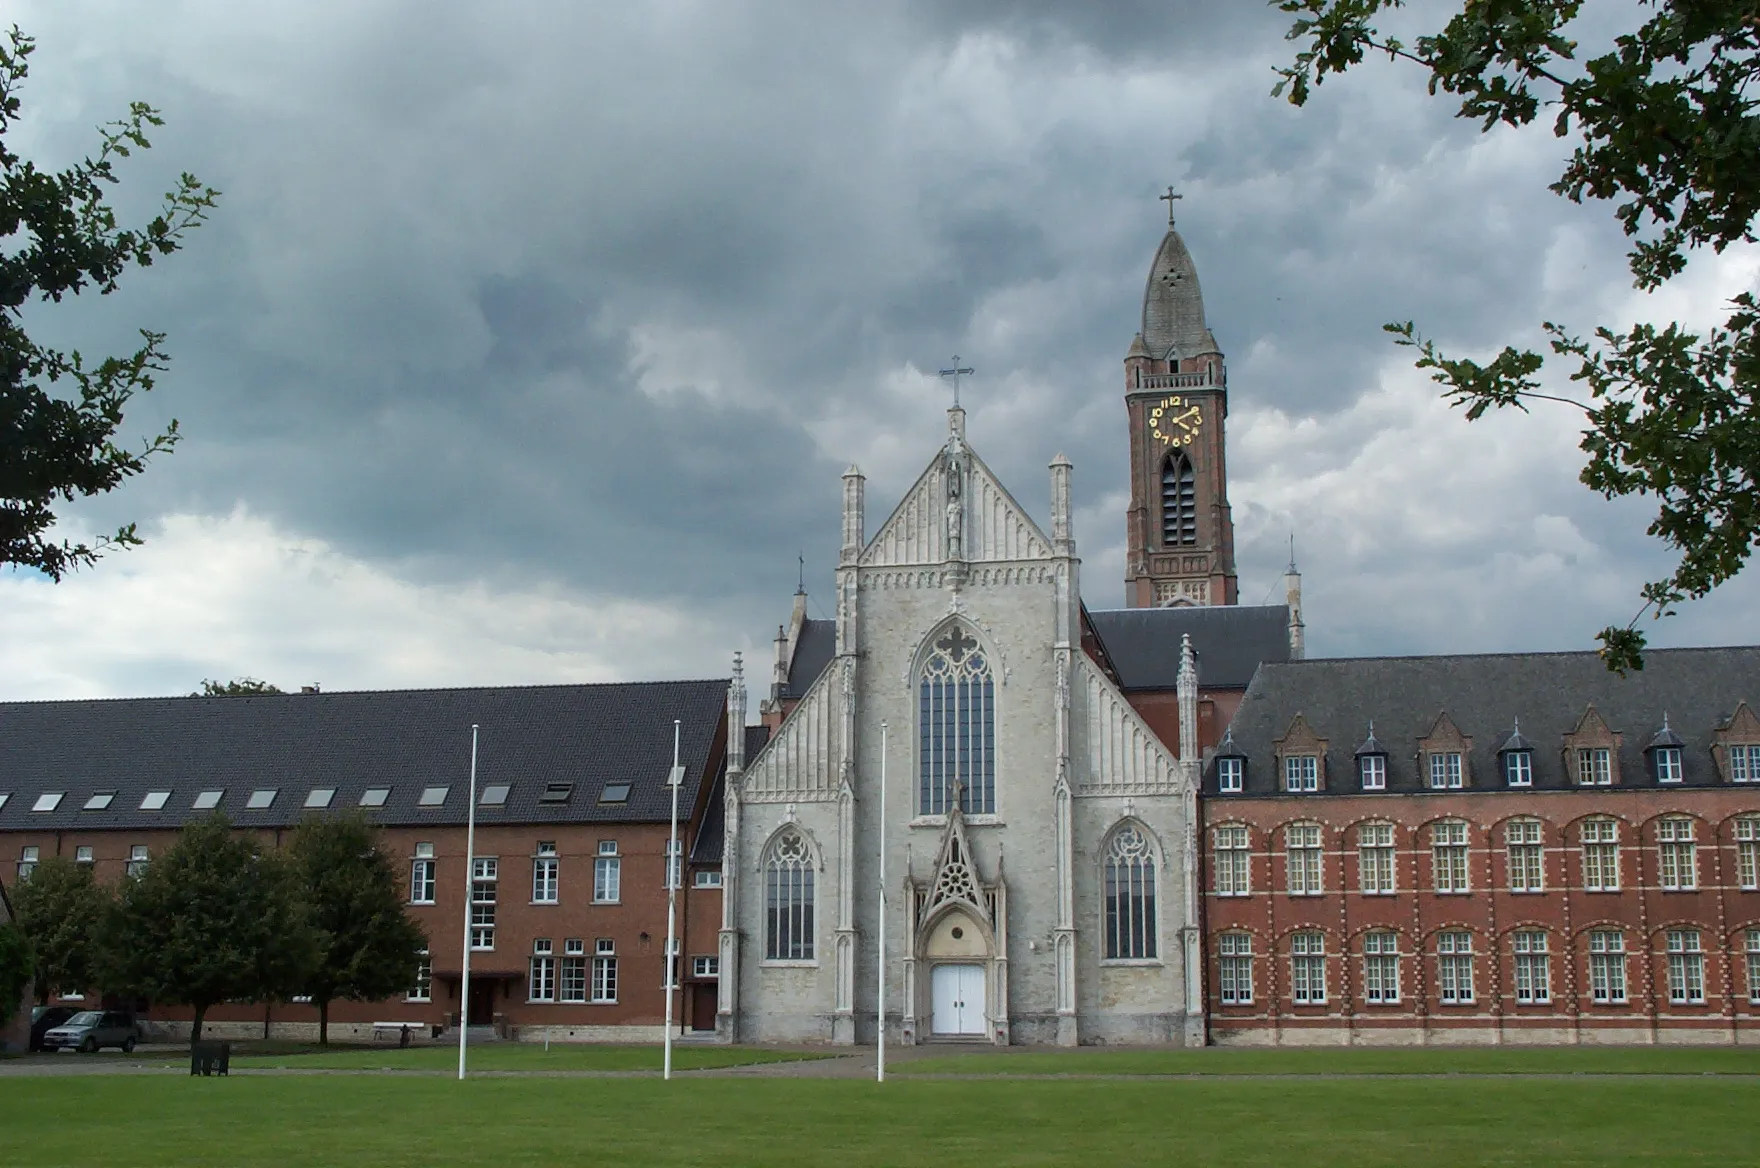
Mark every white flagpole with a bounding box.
[663,719,683,1081]
[458,723,479,1082]
[877,720,887,1084]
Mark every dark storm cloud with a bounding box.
[7,0,1753,684]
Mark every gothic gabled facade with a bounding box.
[721,407,1204,1046]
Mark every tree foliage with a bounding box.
[102,814,319,1041]
[0,919,30,1027]
[196,677,283,696]
[1274,0,1760,672]
[10,855,109,1002]
[0,25,218,579]
[287,812,428,1045]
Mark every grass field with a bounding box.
[3,1072,1757,1167]
[898,1043,1760,1076]
[15,1042,825,1072]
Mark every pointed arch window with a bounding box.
[1102,824,1158,961]
[1161,452,1197,546]
[763,830,815,961]
[918,625,996,815]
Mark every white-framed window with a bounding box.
[1214,824,1251,896]
[1657,818,1697,890]
[1218,933,1253,1005]
[1432,820,1470,893]
[1590,930,1628,1004]
[1358,822,1395,895]
[1437,931,1475,1004]
[592,938,618,1003]
[1283,755,1319,793]
[1103,824,1158,961]
[1428,751,1464,790]
[1730,744,1759,783]
[1655,747,1684,783]
[560,939,588,1002]
[470,857,498,950]
[665,839,683,891]
[1504,751,1533,787]
[1291,932,1326,1004]
[1746,930,1760,1006]
[1359,755,1386,791]
[693,956,720,979]
[529,939,556,1003]
[593,841,621,904]
[1285,822,1323,895]
[1506,819,1545,893]
[74,845,94,864]
[694,869,723,889]
[765,830,815,961]
[140,791,170,811]
[1738,817,1760,891]
[532,842,559,904]
[1582,818,1621,891]
[408,950,432,1002]
[1513,931,1550,1004]
[1667,929,1705,1004]
[410,843,436,905]
[17,845,39,881]
[1218,756,1244,793]
[1363,932,1400,1004]
[126,845,149,878]
[917,624,996,815]
[1577,747,1613,786]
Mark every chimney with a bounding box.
[300,684,321,695]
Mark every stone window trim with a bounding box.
[1417,711,1474,791]
[1713,701,1760,784]
[1283,820,1325,896]
[1562,705,1623,787]
[761,824,820,966]
[1356,820,1397,896]
[1101,821,1162,964]
[1211,822,1252,898]
[1272,714,1329,794]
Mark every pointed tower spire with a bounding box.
[1285,535,1305,660]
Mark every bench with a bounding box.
[371,1022,416,1047]
[190,1040,230,1076]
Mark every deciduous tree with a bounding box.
[11,855,108,1003]
[1274,0,1759,671]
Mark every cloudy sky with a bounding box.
[3,0,1756,701]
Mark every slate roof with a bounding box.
[0,680,728,832]
[1086,605,1292,690]
[1212,646,1760,796]
[786,619,836,697]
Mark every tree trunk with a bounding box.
[262,1001,272,1041]
[319,998,329,1046]
[191,1003,207,1044]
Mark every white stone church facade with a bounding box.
[717,406,1205,1046]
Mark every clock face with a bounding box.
[1149,396,1202,446]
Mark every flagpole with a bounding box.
[877,720,887,1084]
[458,723,479,1082]
[663,719,683,1081]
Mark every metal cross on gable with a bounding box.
[939,356,975,409]
[937,626,979,663]
[1160,185,1182,225]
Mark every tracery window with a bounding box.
[1103,825,1159,961]
[918,625,996,815]
[764,830,815,962]
[1161,452,1197,546]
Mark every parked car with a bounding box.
[28,1006,79,1053]
[39,1010,138,1053]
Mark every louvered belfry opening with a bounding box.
[1161,452,1197,545]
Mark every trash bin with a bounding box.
[189,1040,231,1077]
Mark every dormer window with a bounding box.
[1355,726,1387,791]
[1428,752,1464,790]
[1646,716,1685,784]
[1499,723,1534,787]
[1577,748,1613,786]
[1284,755,1319,793]
[1217,757,1243,793]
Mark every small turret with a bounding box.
[1285,537,1305,661]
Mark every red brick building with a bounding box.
[0,679,746,1042]
[1202,648,1760,1045]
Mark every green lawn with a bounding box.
[2,1074,1755,1166]
[231,1042,827,1072]
[898,1044,1760,1076]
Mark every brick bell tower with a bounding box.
[1124,194,1238,608]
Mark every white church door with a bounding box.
[931,964,986,1036]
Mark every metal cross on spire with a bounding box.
[939,356,975,408]
[1160,185,1182,225]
